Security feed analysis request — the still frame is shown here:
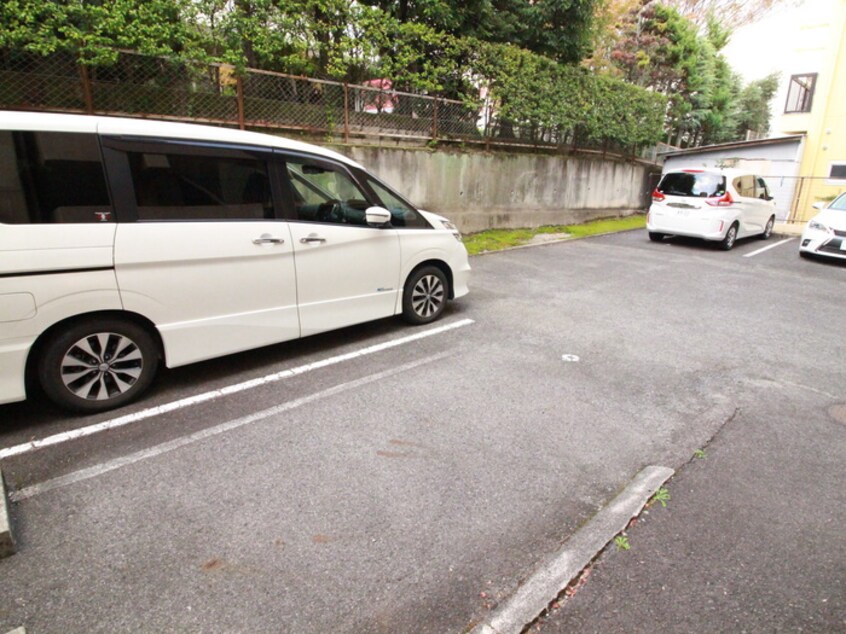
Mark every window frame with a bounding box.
[784,73,817,114]
[100,136,282,223]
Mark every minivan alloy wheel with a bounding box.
[38,318,159,413]
[60,332,144,400]
[412,274,445,318]
[402,265,449,325]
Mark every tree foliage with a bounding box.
[608,2,777,147]
[734,72,780,138]
[0,0,669,150]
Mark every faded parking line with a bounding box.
[0,318,474,461]
[743,237,795,258]
[10,352,452,501]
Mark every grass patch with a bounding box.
[463,214,646,255]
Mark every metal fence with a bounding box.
[0,49,653,159]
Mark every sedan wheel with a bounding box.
[402,266,448,325]
[38,318,159,413]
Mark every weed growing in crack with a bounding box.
[651,487,671,508]
[694,449,707,459]
[614,535,630,551]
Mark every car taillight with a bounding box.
[705,191,733,207]
[652,188,665,202]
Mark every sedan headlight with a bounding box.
[808,220,831,233]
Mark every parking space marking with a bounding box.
[0,318,474,461]
[743,238,795,258]
[9,352,452,502]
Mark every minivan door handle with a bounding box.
[253,234,285,245]
[300,234,327,244]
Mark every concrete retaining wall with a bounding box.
[335,144,656,233]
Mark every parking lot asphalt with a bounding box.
[1,228,844,632]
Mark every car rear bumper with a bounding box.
[647,218,727,241]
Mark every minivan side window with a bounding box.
[733,175,756,198]
[366,177,429,228]
[127,151,273,221]
[285,160,370,226]
[755,177,770,200]
[0,131,112,224]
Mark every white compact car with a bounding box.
[0,111,470,413]
[647,168,777,250]
[799,192,846,260]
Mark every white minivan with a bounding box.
[0,112,470,413]
[647,168,777,250]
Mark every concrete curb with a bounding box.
[1,468,17,559]
[5,628,26,634]
[470,465,674,634]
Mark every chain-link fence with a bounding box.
[0,49,657,160]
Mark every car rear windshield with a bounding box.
[658,172,726,198]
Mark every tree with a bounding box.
[734,72,779,138]
[359,0,599,63]
[0,0,202,64]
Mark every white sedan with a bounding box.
[799,192,846,260]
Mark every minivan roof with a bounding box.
[0,110,363,169]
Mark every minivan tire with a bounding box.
[402,266,448,325]
[648,232,665,242]
[720,223,738,251]
[38,318,159,413]
[760,216,775,240]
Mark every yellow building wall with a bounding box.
[776,0,846,221]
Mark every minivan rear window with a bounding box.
[0,131,112,224]
[658,172,726,198]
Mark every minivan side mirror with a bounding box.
[812,201,825,210]
[365,206,392,227]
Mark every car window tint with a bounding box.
[755,177,770,199]
[128,152,273,221]
[285,161,370,226]
[0,131,112,224]
[366,177,428,228]
[658,172,725,198]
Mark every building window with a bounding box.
[784,74,816,113]
[828,162,846,183]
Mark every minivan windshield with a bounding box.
[658,172,726,198]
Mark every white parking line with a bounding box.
[743,237,795,258]
[0,318,474,461]
[10,352,451,501]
